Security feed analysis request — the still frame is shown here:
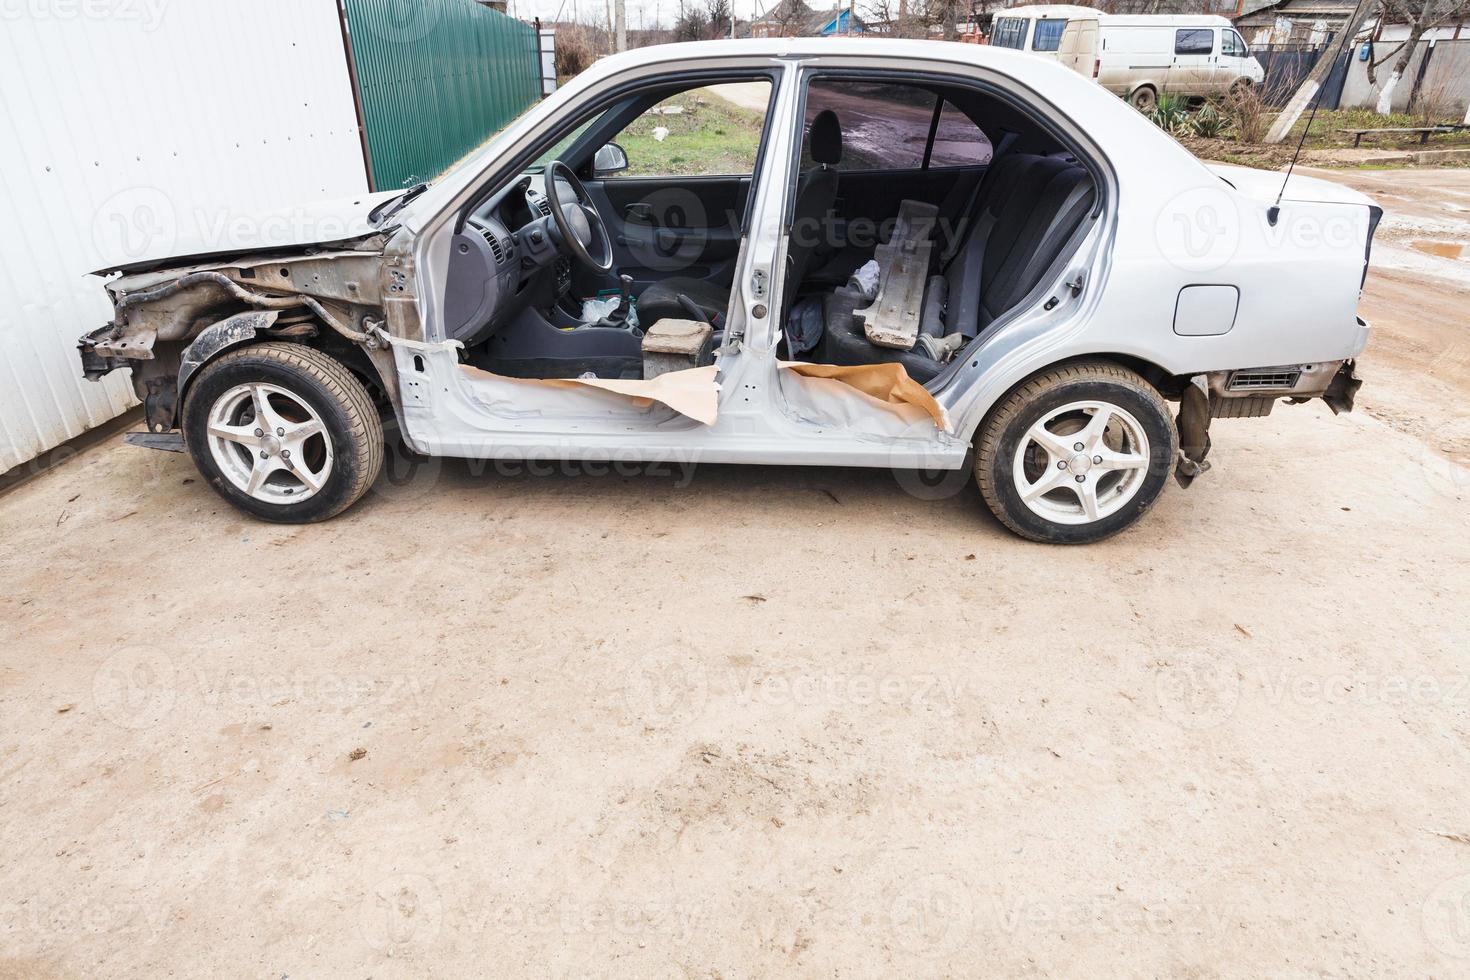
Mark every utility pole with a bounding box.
[1264,0,1376,143]
[614,0,627,50]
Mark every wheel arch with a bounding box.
[172,311,393,430]
[957,351,1191,444]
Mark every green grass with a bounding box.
[617,88,766,176]
[1281,107,1470,150]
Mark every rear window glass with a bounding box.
[929,101,993,168]
[1032,19,1067,52]
[991,17,1028,49]
[802,79,933,171]
[1175,28,1214,55]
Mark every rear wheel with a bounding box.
[975,362,1176,544]
[1130,86,1158,112]
[182,342,383,523]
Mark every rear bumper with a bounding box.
[1204,356,1362,417]
[1321,358,1362,415]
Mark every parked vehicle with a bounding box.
[988,4,1101,60]
[1059,14,1265,109]
[79,39,1376,543]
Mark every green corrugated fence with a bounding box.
[343,0,541,190]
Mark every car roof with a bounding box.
[580,36,1066,77]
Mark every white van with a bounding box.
[988,5,1102,61]
[1058,14,1265,109]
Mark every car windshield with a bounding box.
[530,116,600,171]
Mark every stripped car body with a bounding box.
[79,38,1379,542]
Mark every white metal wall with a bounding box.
[0,0,370,472]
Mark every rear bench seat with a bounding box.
[816,153,1096,382]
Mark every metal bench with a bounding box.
[1342,126,1456,147]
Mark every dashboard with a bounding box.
[443,173,572,344]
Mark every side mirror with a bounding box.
[593,142,629,177]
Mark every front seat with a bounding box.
[636,110,844,327]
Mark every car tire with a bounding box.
[1130,86,1158,112]
[182,341,383,523]
[974,361,1176,545]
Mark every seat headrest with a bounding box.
[808,110,842,166]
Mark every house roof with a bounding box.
[752,0,861,33]
[1234,0,1359,20]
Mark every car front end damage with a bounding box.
[78,239,408,436]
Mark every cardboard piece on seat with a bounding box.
[778,361,949,431]
[459,363,720,424]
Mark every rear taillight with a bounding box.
[1362,205,1383,290]
[1092,58,1100,78]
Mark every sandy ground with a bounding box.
[4,170,1470,978]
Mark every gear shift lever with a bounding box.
[615,274,633,318]
[602,274,634,329]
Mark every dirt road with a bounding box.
[3,171,1470,977]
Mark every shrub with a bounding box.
[1150,92,1191,134]
[1191,102,1227,138]
[1223,83,1268,144]
[555,24,596,80]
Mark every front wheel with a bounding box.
[182,342,383,523]
[974,362,1177,544]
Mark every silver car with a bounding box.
[79,38,1378,543]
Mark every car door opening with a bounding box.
[773,74,1100,387]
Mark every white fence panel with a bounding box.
[0,0,369,472]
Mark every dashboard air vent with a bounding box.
[480,228,504,264]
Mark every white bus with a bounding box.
[1058,14,1265,109]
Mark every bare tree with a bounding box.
[764,0,811,36]
[673,6,709,39]
[1366,0,1470,114]
[1264,0,1376,142]
[706,0,733,37]
[863,0,960,37]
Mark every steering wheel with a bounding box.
[542,160,614,274]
